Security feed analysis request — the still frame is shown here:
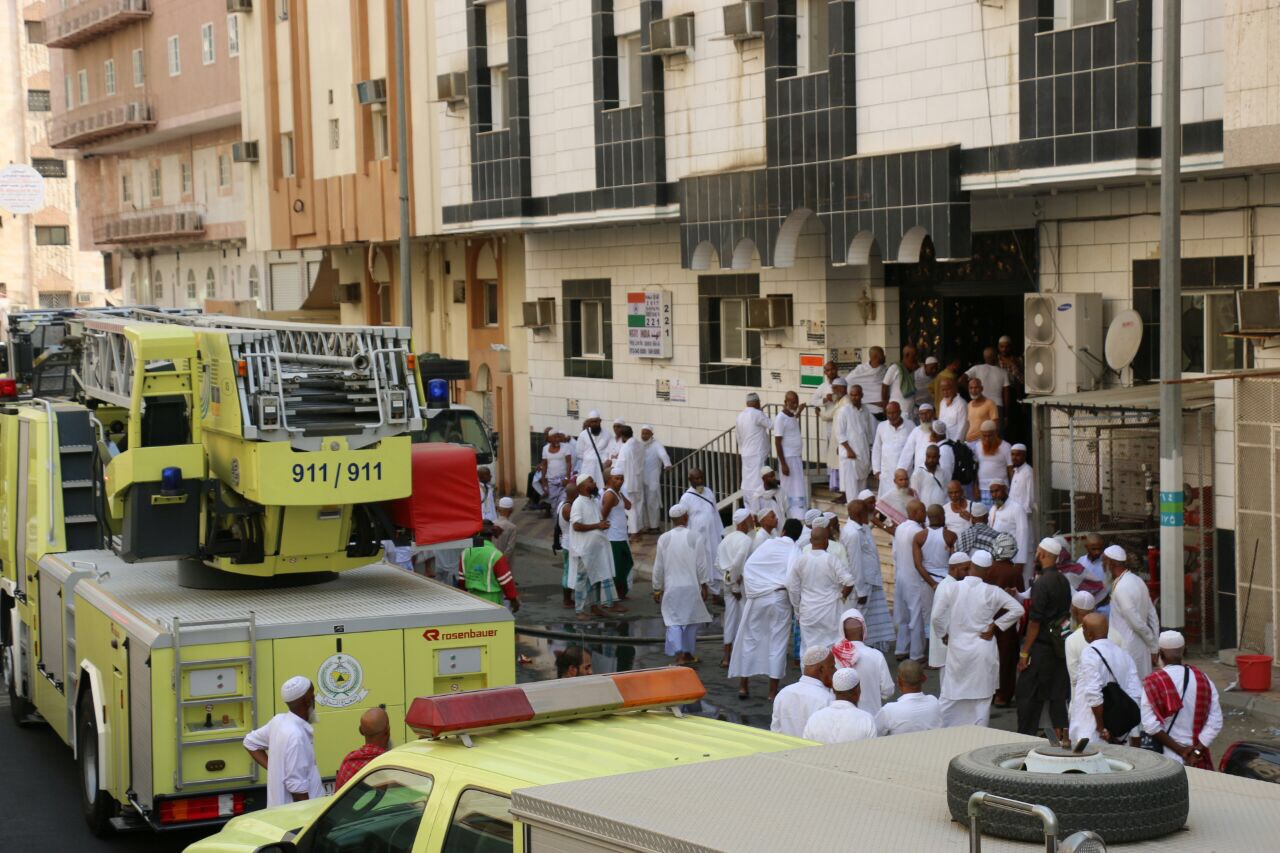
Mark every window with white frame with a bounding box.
[168,36,181,76]
[149,164,161,200]
[35,226,70,246]
[248,265,260,301]
[227,14,240,57]
[563,280,612,378]
[719,298,749,362]
[186,269,197,301]
[201,23,215,65]
[217,154,231,187]
[1056,0,1113,28]
[180,161,192,195]
[206,268,217,298]
[64,74,73,109]
[372,110,390,160]
[1182,293,1247,373]
[616,34,642,108]
[698,274,760,386]
[104,59,116,96]
[152,269,164,300]
[121,173,132,204]
[132,48,145,86]
[579,300,605,357]
[281,132,295,176]
[796,0,829,75]
[489,66,508,130]
[329,118,340,150]
[77,69,89,105]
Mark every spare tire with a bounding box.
[946,742,1188,844]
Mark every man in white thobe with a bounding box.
[1008,444,1037,572]
[811,364,846,492]
[934,554,1023,727]
[892,500,928,662]
[752,507,779,550]
[895,403,936,474]
[243,676,325,808]
[1140,630,1223,768]
[718,509,755,668]
[613,426,645,538]
[736,392,773,503]
[834,384,871,497]
[876,660,943,736]
[843,494,894,652]
[944,479,975,536]
[988,480,1029,580]
[679,468,722,596]
[1070,533,1110,615]
[1105,544,1160,678]
[750,466,786,522]
[1065,590,1098,689]
[786,525,855,651]
[770,645,835,737]
[1069,612,1143,745]
[574,411,612,487]
[935,377,967,441]
[803,667,878,744]
[831,609,895,716]
[773,390,809,519]
[911,444,949,510]
[652,505,712,665]
[872,402,913,498]
[845,346,888,415]
[640,425,673,532]
[731,519,803,699]
[847,383,879,451]
[478,468,497,522]
[568,476,619,619]
[928,552,970,670]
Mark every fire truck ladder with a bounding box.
[171,612,260,791]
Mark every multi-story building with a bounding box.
[0,0,106,314]
[428,0,1280,654]
[42,0,314,312]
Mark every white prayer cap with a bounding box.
[1072,591,1097,611]
[949,551,971,566]
[1104,544,1127,562]
[988,477,1008,488]
[760,465,775,476]
[1158,630,1186,651]
[857,489,876,501]
[804,509,823,525]
[919,402,935,412]
[280,676,312,703]
[669,504,688,519]
[841,608,865,626]
[971,550,994,568]
[746,392,761,403]
[733,508,752,525]
[613,417,625,426]
[498,497,515,509]
[970,502,990,517]
[832,377,848,387]
[822,512,837,521]
[980,420,998,432]
[641,424,653,432]
[832,668,860,692]
[587,410,601,419]
[758,507,778,521]
[931,420,948,436]
[801,645,831,667]
[1038,537,1064,556]
[925,356,939,365]
[999,335,1012,344]
[1011,443,1027,452]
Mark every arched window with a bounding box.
[129,271,138,302]
[151,268,164,300]
[248,265,260,299]
[206,267,216,299]
[186,269,197,301]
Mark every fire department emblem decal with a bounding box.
[316,653,368,708]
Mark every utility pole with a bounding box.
[1159,0,1184,630]
[393,0,413,330]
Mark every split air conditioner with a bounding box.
[231,140,259,163]
[436,72,468,104]
[650,14,695,55]
[1023,292,1104,395]
[722,2,764,40]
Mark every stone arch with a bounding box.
[773,208,816,269]
[845,230,880,267]
[730,237,759,270]
[897,225,931,264]
[690,240,719,271]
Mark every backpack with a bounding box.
[947,439,978,485]
[1093,647,1142,740]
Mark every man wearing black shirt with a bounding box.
[1015,537,1073,741]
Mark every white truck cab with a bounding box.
[415,357,499,483]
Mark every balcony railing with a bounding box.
[44,0,151,49]
[93,205,205,245]
[48,96,154,149]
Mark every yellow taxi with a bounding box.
[184,668,807,853]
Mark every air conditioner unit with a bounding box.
[232,140,259,163]
[75,292,93,305]
[521,299,554,328]
[356,78,388,106]
[746,294,793,331]
[650,13,695,55]
[436,71,468,104]
[336,282,361,304]
[722,2,764,40]
[1237,287,1280,334]
[227,0,253,12]
[1022,292,1104,395]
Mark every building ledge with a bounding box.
[94,205,205,245]
[49,97,154,149]
[44,0,151,49]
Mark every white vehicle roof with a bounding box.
[511,727,1280,852]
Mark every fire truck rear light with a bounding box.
[0,378,17,399]
[612,668,706,708]
[158,792,246,824]
[406,687,534,738]
[236,359,248,377]
[406,353,416,370]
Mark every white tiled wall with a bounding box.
[1151,0,1226,126]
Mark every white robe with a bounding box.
[652,527,712,628]
[1109,571,1160,678]
[847,642,895,716]
[1139,664,1224,763]
[934,576,1022,702]
[871,419,913,497]
[846,362,888,413]
[568,494,614,586]
[770,674,833,737]
[834,398,871,493]
[574,428,612,486]
[928,574,961,669]
[773,410,808,518]
[944,500,974,536]
[818,391,846,473]
[875,692,944,736]
[718,529,754,643]
[988,499,1029,566]
[911,466,948,510]
[841,522,894,648]
[1069,638,1143,744]
[936,394,968,441]
[892,519,926,660]
[848,403,878,449]
[680,487,722,594]
[1009,462,1037,568]
[785,549,855,651]
[736,406,773,499]
[802,700,878,744]
[617,437,646,534]
[641,439,672,529]
[729,537,798,680]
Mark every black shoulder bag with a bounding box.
[1092,647,1142,740]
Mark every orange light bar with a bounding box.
[236,359,248,377]
[610,667,706,708]
[406,353,416,370]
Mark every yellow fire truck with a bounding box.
[0,310,514,835]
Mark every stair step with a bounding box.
[64,514,97,525]
[60,444,93,454]
[62,479,94,489]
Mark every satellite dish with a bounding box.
[1105,310,1144,371]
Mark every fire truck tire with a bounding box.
[3,645,34,726]
[77,691,115,837]
[946,742,1188,844]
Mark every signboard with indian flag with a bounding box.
[626,290,673,358]
[799,353,825,387]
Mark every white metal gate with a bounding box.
[268,262,303,311]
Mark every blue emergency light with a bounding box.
[161,466,182,497]
[426,378,449,409]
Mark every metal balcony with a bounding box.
[93,205,206,245]
[44,0,151,49]
[48,96,154,149]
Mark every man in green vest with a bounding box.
[460,525,521,612]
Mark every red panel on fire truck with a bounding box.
[389,443,483,546]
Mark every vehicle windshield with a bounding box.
[414,410,493,457]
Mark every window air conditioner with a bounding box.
[336,283,362,304]
[436,72,468,104]
[232,140,259,163]
[356,78,388,106]
[746,295,793,331]
[227,0,253,12]
[521,299,554,329]
[76,292,93,305]
[650,14,695,55]
[1236,288,1280,334]
[722,2,764,40]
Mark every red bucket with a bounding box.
[1237,655,1274,692]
